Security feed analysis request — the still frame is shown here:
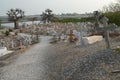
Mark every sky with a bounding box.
[0,0,115,16]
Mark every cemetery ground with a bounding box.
[0,21,120,80]
[0,35,120,80]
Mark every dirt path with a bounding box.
[0,36,53,80]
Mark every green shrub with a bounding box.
[113,47,120,54]
[53,17,94,23]
[105,11,120,26]
[5,31,10,36]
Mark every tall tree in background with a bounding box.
[41,9,54,24]
[102,0,120,12]
[7,8,24,29]
[100,0,120,26]
[40,12,47,24]
[45,9,54,23]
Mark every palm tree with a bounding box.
[7,8,24,29]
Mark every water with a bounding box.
[1,21,41,28]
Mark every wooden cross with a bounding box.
[77,22,84,46]
[94,11,117,49]
[80,24,84,46]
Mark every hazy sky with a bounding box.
[0,0,115,16]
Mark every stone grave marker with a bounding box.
[5,37,10,49]
[77,23,85,46]
[73,29,81,46]
[28,36,32,45]
[77,22,104,46]
[11,40,15,49]
[19,40,23,49]
[60,32,65,40]
[24,37,29,47]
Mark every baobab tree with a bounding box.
[40,9,54,24]
[40,12,47,24]
[7,8,24,29]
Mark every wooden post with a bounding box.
[93,11,117,49]
[80,25,84,46]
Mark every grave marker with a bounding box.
[94,11,117,49]
[11,40,15,48]
[80,25,85,46]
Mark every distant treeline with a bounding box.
[52,17,94,23]
[53,11,120,26]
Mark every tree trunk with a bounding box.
[14,21,19,29]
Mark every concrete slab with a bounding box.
[83,36,103,45]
